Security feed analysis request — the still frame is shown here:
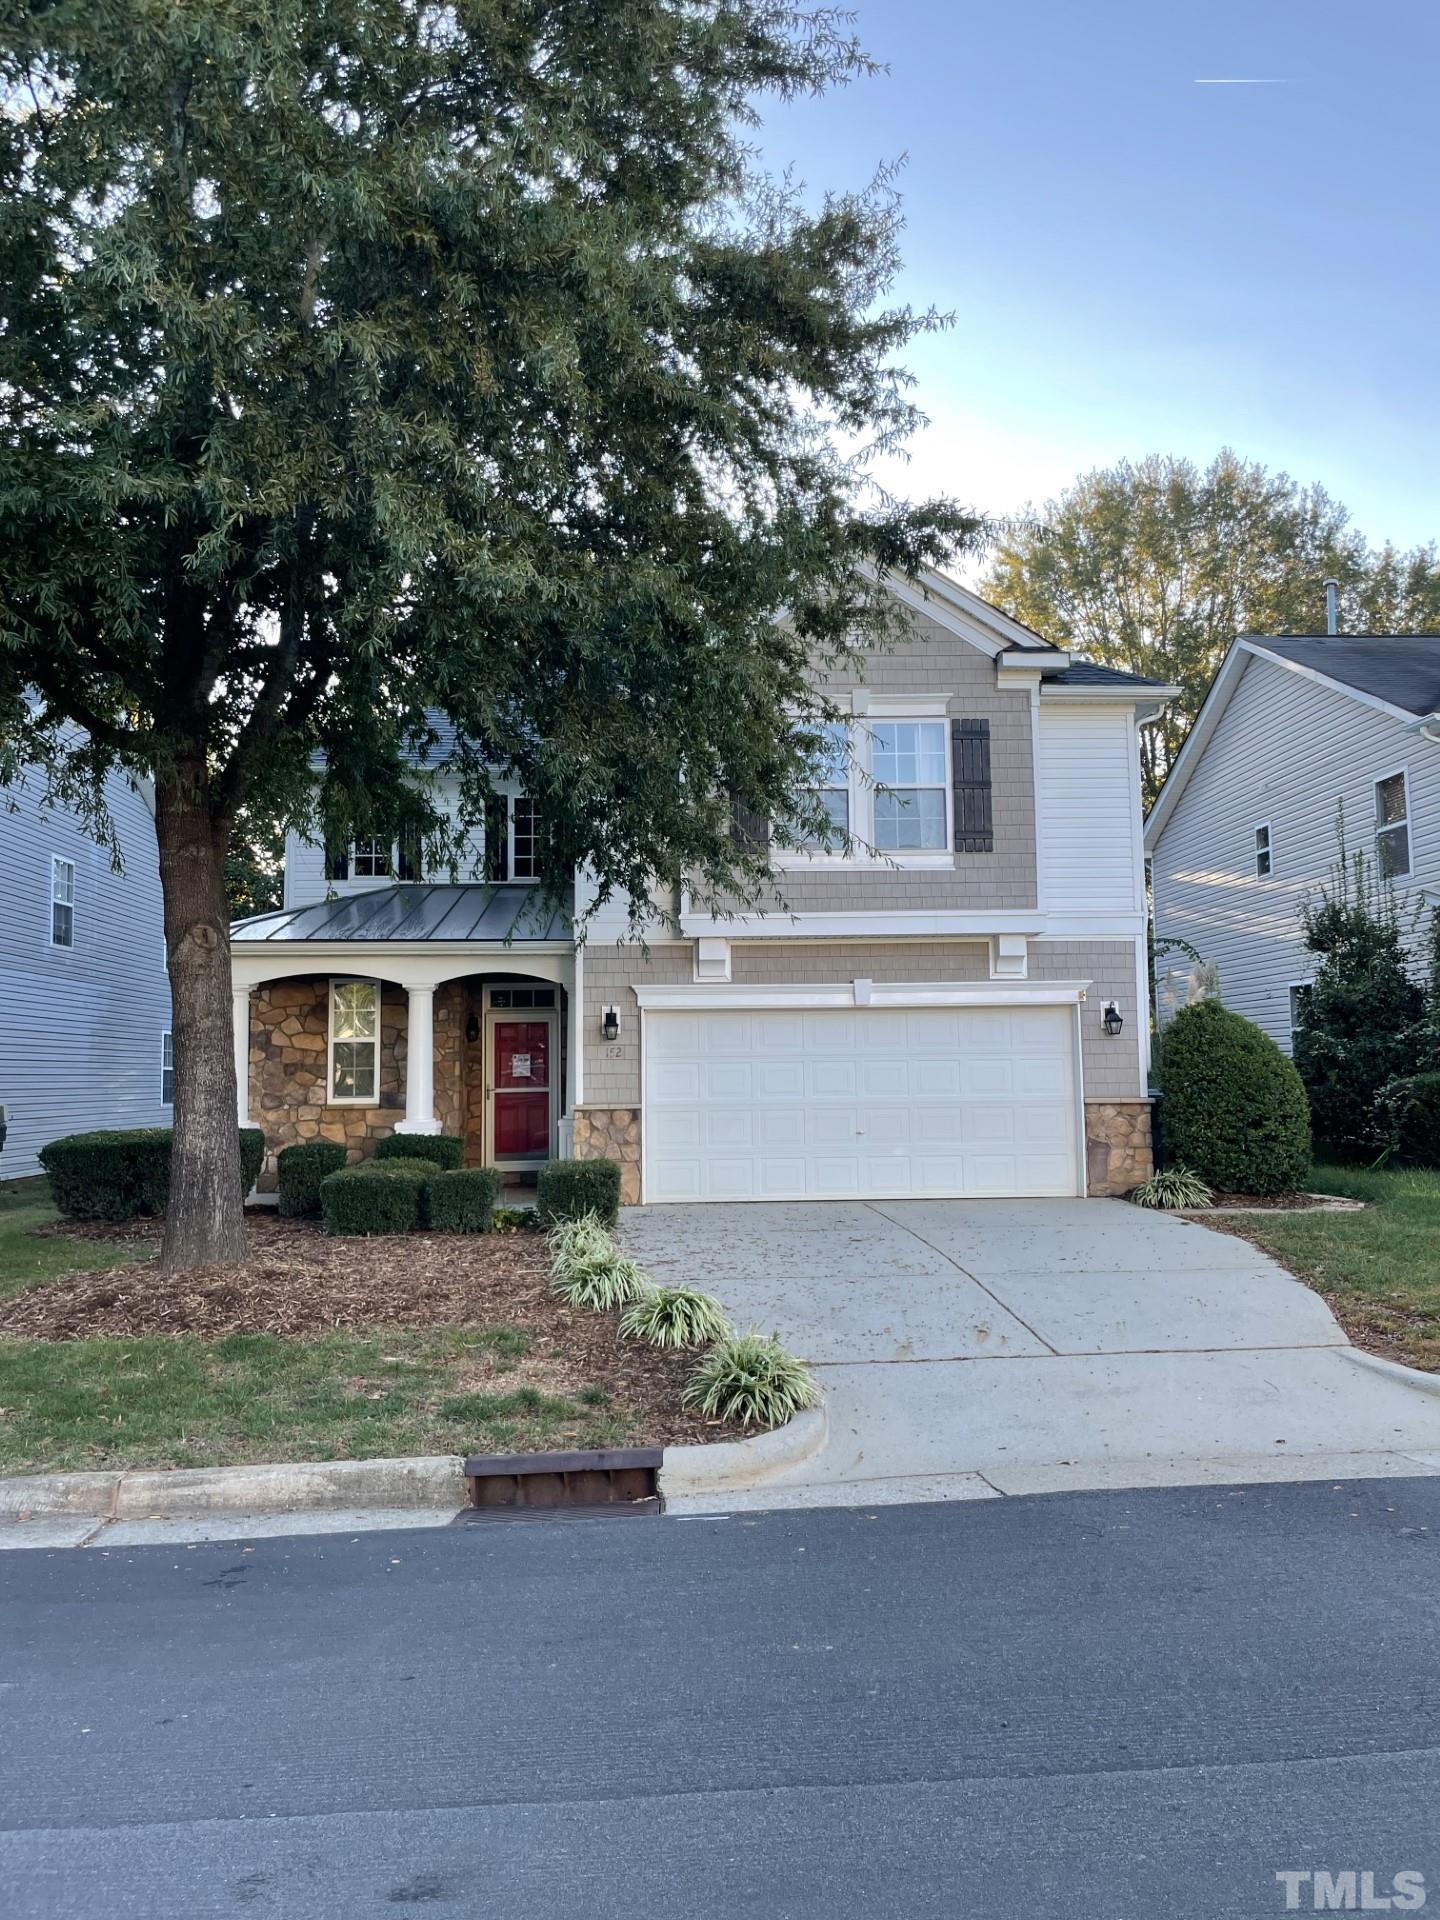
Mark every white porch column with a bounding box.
[233,986,252,1124]
[395,983,441,1135]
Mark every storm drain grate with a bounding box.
[463,1446,662,1517]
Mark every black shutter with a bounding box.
[484,793,508,882]
[952,718,993,854]
[325,842,349,881]
[397,828,421,881]
[728,789,771,858]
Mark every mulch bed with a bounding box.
[1199,1191,1316,1211]
[0,1214,717,1446]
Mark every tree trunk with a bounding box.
[154,757,247,1270]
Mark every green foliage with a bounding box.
[619,1285,731,1350]
[983,452,1395,808]
[226,808,285,921]
[1159,1000,1312,1195]
[1129,1166,1213,1210]
[491,1206,542,1234]
[375,1134,464,1172]
[546,1214,649,1309]
[1294,852,1430,1155]
[538,1159,622,1227]
[682,1332,821,1430]
[1374,1074,1440,1169]
[319,1158,434,1237]
[40,1128,264,1222]
[275,1140,348,1218]
[425,1168,503,1234]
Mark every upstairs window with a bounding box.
[161,1032,174,1105]
[1254,824,1272,877]
[352,837,391,879]
[329,978,380,1103]
[485,795,541,882]
[871,721,949,851]
[50,856,75,948]
[1289,984,1312,1037]
[1375,772,1411,880]
[797,721,852,851]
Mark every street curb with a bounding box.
[0,1455,466,1523]
[1340,1347,1440,1400]
[658,1404,829,1499]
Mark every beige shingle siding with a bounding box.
[1032,939,1145,1100]
[581,935,1144,1108]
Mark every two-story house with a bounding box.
[231,570,1174,1202]
[1,761,174,1177]
[1146,629,1440,1054]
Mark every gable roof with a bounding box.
[1144,632,1440,848]
[1248,635,1440,718]
[1040,659,1172,690]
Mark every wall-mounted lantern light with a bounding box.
[1102,1001,1124,1037]
[601,1005,622,1043]
[465,1012,480,1046]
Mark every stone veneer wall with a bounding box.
[572,1106,642,1205]
[1084,1099,1153,1197]
[248,978,465,1190]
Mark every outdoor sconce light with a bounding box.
[1102,1001,1124,1037]
[601,1006,622,1043]
[465,1012,480,1045]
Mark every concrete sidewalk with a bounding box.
[622,1197,1440,1508]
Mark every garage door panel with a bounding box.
[644,1002,1080,1201]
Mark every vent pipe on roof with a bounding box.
[1323,578,1339,635]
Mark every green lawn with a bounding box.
[1231,1164,1440,1371]
[0,1179,154,1301]
[0,1180,641,1476]
[0,1326,628,1475]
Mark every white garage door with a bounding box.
[643,1004,1081,1202]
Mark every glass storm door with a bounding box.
[492,1019,552,1160]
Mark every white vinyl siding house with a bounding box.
[1,764,173,1178]
[1147,639,1440,1054]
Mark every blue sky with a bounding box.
[756,0,1440,552]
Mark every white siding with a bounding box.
[0,768,173,1178]
[1150,654,1440,1053]
[1037,703,1145,918]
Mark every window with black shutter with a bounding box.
[325,842,350,881]
[951,717,993,854]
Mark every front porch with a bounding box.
[230,887,579,1193]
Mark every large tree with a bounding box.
[0,2,976,1268]
[982,452,1370,805]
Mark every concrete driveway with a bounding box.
[621,1199,1440,1506]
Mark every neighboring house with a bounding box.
[0,764,173,1178]
[231,570,1173,1203]
[1146,632,1440,1055]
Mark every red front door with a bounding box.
[493,1020,551,1159]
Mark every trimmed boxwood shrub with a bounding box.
[425,1167,503,1233]
[320,1158,436,1236]
[40,1126,265,1222]
[1375,1072,1440,1167]
[1159,1000,1312,1195]
[374,1133,464,1170]
[276,1140,348,1218]
[536,1157,622,1226]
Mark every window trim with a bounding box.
[1253,822,1272,878]
[350,836,393,880]
[49,854,76,949]
[774,704,955,870]
[161,1030,174,1106]
[327,976,383,1107]
[486,793,542,884]
[1373,766,1413,882]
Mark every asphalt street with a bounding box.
[4,1477,1440,1918]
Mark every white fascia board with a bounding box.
[996,654,1070,680]
[635,978,1092,1012]
[1039,684,1181,703]
[232,939,574,992]
[678,910,1046,939]
[867,564,1056,660]
[1242,640,1426,727]
[1036,912,1149,940]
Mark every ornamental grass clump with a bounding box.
[683,1331,820,1431]
[547,1214,651,1310]
[1129,1166,1213,1210]
[619,1285,731,1350]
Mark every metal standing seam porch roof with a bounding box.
[231,883,572,944]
